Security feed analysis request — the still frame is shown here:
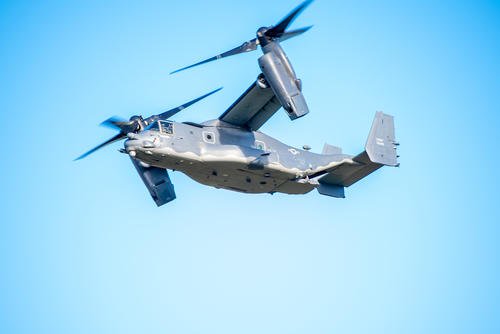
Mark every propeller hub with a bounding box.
[257,27,272,46]
[127,115,144,132]
[257,27,268,37]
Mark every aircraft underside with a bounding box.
[184,163,316,195]
[133,150,316,195]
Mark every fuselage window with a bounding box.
[159,121,174,135]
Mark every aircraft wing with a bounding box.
[218,79,282,131]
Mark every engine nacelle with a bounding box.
[258,50,309,120]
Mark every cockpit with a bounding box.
[145,120,174,135]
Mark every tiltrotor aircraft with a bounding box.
[77,0,399,206]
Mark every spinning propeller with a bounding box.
[170,0,314,74]
[76,87,222,160]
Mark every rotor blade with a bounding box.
[143,87,222,124]
[278,25,313,42]
[75,132,126,161]
[266,0,314,38]
[170,39,258,74]
[100,116,130,130]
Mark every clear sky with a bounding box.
[1,0,499,333]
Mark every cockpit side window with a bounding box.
[159,121,174,135]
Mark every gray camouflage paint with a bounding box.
[124,117,381,196]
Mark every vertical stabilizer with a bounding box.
[364,112,399,166]
[316,112,399,198]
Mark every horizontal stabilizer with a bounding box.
[131,158,176,206]
[317,183,345,198]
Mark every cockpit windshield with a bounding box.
[145,120,174,135]
[145,121,160,131]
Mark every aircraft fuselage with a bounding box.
[125,119,350,195]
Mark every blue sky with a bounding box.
[1,0,499,333]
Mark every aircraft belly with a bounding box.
[179,161,315,195]
[181,161,284,194]
[133,147,317,195]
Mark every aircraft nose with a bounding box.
[125,133,159,157]
[125,138,141,157]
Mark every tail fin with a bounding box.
[316,112,399,197]
[364,112,399,166]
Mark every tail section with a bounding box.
[316,112,399,197]
[364,112,399,166]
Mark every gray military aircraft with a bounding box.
[77,0,399,206]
